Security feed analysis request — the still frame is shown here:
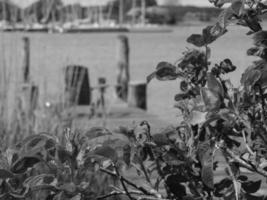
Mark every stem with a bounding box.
[241,130,255,156]
[218,76,236,111]
[205,45,209,70]
[97,191,145,200]
[223,148,267,177]
[100,167,155,196]
[114,164,135,200]
[258,85,266,121]
[222,151,239,200]
[97,191,123,200]
[139,159,152,185]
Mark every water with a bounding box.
[0,24,258,124]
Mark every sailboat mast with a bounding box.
[2,0,6,21]
[141,0,146,25]
[119,0,123,25]
[34,1,38,22]
[131,0,136,25]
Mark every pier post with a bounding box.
[128,81,147,110]
[22,37,30,83]
[97,77,107,126]
[116,35,129,101]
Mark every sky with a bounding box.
[9,0,213,9]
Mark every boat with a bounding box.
[0,0,172,34]
[62,19,127,33]
[126,0,173,33]
[127,24,172,33]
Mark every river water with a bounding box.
[0,24,258,124]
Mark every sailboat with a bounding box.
[0,0,14,31]
[62,0,128,33]
[127,0,172,33]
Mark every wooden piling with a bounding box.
[128,81,147,110]
[22,37,30,83]
[116,35,129,101]
[97,77,107,126]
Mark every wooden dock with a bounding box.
[71,99,170,132]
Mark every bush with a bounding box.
[3,0,267,200]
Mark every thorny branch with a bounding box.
[100,167,158,197]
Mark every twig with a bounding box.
[223,148,267,177]
[114,164,135,200]
[223,151,239,200]
[97,191,123,200]
[97,190,143,200]
[137,196,170,200]
[205,45,209,70]
[139,159,152,185]
[241,130,255,156]
[100,167,155,196]
[258,85,266,121]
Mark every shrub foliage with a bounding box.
[3,0,267,200]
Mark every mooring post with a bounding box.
[22,37,30,83]
[18,37,40,135]
[116,35,129,101]
[128,81,147,110]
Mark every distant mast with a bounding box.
[2,0,6,21]
[141,0,146,25]
[131,0,136,25]
[119,0,123,25]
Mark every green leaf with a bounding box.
[174,93,191,101]
[17,133,57,159]
[123,144,131,166]
[253,30,267,48]
[217,7,234,30]
[214,178,233,197]
[241,68,261,91]
[147,62,180,83]
[203,25,226,45]
[200,88,222,111]
[85,146,118,167]
[241,180,261,194]
[114,126,134,139]
[0,169,14,179]
[85,127,112,140]
[180,81,188,92]
[197,141,214,189]
[59,182,76,195]
[211,22,228,38]
[209,0,232,8]
[70,194,81,200]
[207,73,224,97]
[24,174,56,188]
[166,175,186,198]
[189,110,207,125]
[11,156,41,174]
[220,59,237,73]
[94,146,118,161]
[56,145,72,164]
[231,0,243,15]
[0,154,10,170]
[187,34,205,47]
[153,133,170,146]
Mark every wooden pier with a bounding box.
[71,99,169,132]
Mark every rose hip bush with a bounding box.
[3,0,267,200]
